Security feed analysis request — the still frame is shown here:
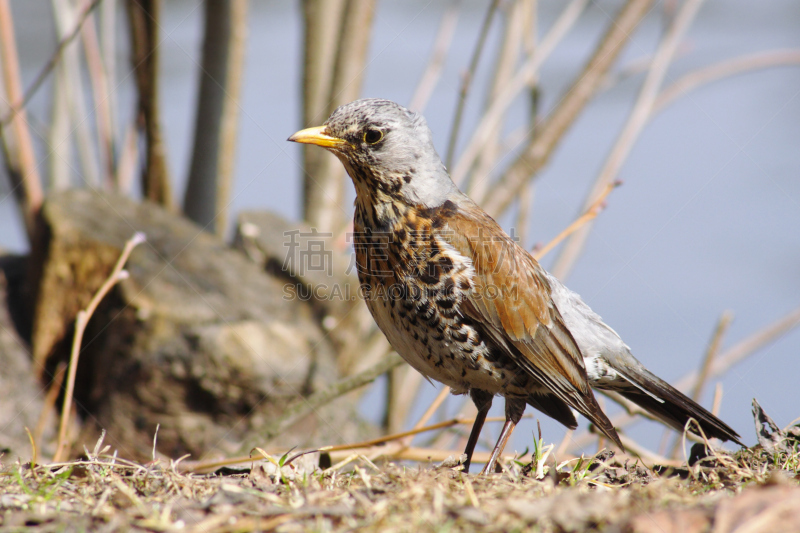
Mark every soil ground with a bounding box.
[2,442,798,532]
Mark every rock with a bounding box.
[0,256,55,459]
[233,211,356,314]
[233,211,375,375]
[28,189,369,460]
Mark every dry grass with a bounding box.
[2,434,798,532]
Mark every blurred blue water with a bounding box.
[3,0,799,456]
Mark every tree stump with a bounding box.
[29,189,370,461]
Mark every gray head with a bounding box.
[288,99,460,208]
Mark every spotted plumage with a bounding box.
[289,98,742,474]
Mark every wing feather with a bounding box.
[443,201,622,448]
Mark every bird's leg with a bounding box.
[480,398,525,475]
[462,389,493,473]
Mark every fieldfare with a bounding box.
[289,99,742,474]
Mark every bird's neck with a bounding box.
[354,193,405,233]
[354,192,461,237]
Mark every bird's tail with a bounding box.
[582,392,625,450]
[615,367,743,445]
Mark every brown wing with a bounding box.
[443,201,622,448]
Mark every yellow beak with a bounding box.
[287,126,350,150]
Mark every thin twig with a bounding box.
[654,50,800,113]
[515,181,536,247]
[710,383,723,417]
[51,0,101,188]
[385,366,424,434]
[189,445,525,474]
[551,0,706,280]
[664,311,732,456]
[181,414,501,473]
[409,0,461,113]
[80,9,116,188]
[385,374,449,447]
[468,0,529,200]
[453,0,591,188]
[34,362,67,452]
[532,181,620,261]
[676,307,800,393]
[691,311,733,402]
[126,0,172,207]
[53,232,146,462]
[430,394,475,450]
[242,351,404,453]
[379,446,519,465]
[116,121,139,194]
[324,414,515,453]
[444,0,500,169]
[555,429,574,458]
[303,0,375,231]
[403,386,451,445]
[0,0,44,241]
[184,0,249,236]
[0,0,103,127]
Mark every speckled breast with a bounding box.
[352,204,532,396]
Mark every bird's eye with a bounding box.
[363,128,383,144]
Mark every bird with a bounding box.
[289,98,743,474]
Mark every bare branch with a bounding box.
[0,0,103,127]
[676,307,800,393]
[711,383,723,417]
[51,0,101,189]
[691,311,733,403]
[532,181,619,261]
[116,121,139,194]
[81,8,117,189]
[301,0,347,127]
[126,0,173,208]
[477,0,655,213]
[452,0,591,189]
[467,0,528,200]
[242,351,403,451]
[408,0,460,113]
[0,0,44,242]
[299,0,346,228]
[302,0,376,231]
[385,366,424,434]
[184,0,249,236]
[654,50,800,113]
[551,0,705,280]
[665,310,732,458]
[327,413,523,454]
[444,0,500,169]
